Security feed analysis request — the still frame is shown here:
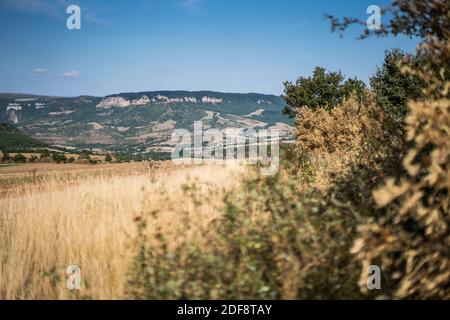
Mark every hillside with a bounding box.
[0,91,294,154]
[0,123,47,152]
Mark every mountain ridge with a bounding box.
[0,90,294,155]
[0,90,282,99]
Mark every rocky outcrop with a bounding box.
[96,95,151,109]
[130,95,150,106]
[96,96,131,109]
[6,103,22,111]
[6,103,22,124]
[96,94,224,108]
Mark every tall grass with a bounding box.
[0,164,242,299]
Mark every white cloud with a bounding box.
[30,68,50,76]
[63,70,80,77]
[32,68,49,74]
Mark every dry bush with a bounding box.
[352,79,450,299]
[348,0,450,299]
[295,93,394,190]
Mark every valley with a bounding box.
[0,91,294,156]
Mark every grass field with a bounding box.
[0,164,16,168]
[0,162,244,299]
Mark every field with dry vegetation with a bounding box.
[0,162,245,299]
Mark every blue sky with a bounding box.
[0,0,418,97]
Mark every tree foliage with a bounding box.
[370,48,425,121]
[13,154,27,164]
[2,152,11,162]
[283,66,366,117]
[51,153,67,164]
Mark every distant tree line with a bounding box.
[0,148,171,164]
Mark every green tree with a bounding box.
[40,149,50,159]
[2,152,11,162]
[29,155,39,163]
[105,153,113,162]
[283,66,366,117]
[370,48,425,121]
[13,154,27,163]
[51,153,67,164]
[79,150,91,160]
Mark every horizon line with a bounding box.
[0,89,284,99]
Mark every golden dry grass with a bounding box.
[0,162,244,299]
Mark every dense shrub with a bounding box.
[1,152,11,162]
[330,0,450,299]
[13,154,27,163]
[79,150,91,160]
[40,149,50,160]
[51,153,67,164]
[352,76,450,298]
[127,155,364,299]
[294,92,400,192]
